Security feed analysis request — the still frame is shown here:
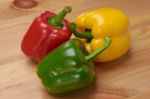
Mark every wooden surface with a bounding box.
[0,0,150,99]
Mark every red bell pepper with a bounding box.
[21,6,72,62]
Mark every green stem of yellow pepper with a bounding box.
[70,22,93,40]
[70,22,112,61]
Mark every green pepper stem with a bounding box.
[48,6,72,28]
[69,22,93,40]
[85,36,112,61]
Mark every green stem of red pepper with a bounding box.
[69,22,93,40]
[85,36,112,61]
[48,6,72,28]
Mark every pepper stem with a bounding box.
[85,36,112,61]
[48,6,72,28]
[70,22,93,40]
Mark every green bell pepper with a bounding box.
[37,36,112,94]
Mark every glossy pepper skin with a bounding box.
[37,37,112,94]
[70,7,131,62]
[21,6,72,62]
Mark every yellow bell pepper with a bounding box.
[70,7,131,62]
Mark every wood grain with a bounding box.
[0,0,150,99]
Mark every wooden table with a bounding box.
[0,0,150,99]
